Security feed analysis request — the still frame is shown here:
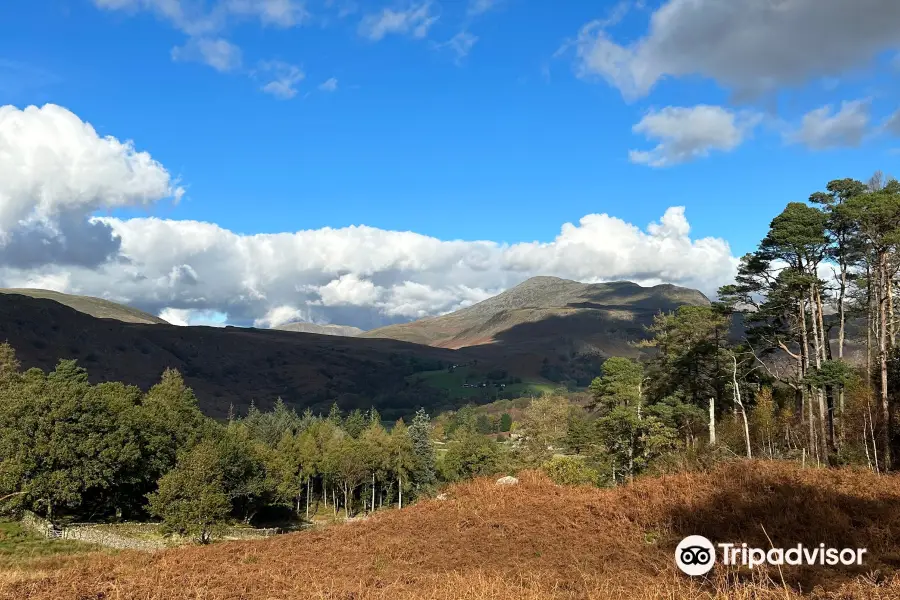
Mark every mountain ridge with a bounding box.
[362,276,710,349]
[0,288,168,325]
[275,322,364,337]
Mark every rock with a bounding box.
[436,493,448,501]
[496,476,519,486]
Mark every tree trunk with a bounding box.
[371,472,376,514]
[799,298,814,454]
[306,476,310,520]
[708,397,716,446]
[806,286,829,461]
[879,251,891,469]
[867,261,874,385]
[398,476,402,509]
[889,276,896,348]
[838,260,847,446]
[732,355,752,459]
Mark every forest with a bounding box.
[1,173,900,545]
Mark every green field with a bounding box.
[407,366,558,400]
[0,520,98,567]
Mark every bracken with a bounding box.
[4,460,900,599]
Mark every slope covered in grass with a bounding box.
[5,461,900,599]
[0,289,167,324]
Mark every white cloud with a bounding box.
[787,100,870,150]
[254,305,313,328]
[226,0,309,27]
[0,104,739,329]
[438,31,478,62]
[884,109,900,136]
[93,0,306,34]
[359,3,438,41]
[467,0,499,16]
[171,37,243,72]
[1,207,737,328]
[571,0,900,100]
[0,104,183,267]
[629,105,760,167]
[259,61,305,99]
[315,273,382,306]
[159,307,228,326]
[318,77,338,92]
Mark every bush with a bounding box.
[541,455,599,487]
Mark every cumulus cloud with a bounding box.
[0,207,737,329]
[571,0,900,100]
[258,60,305,99]
[629,105,761,167]
[0,104,739,329]
[0,104,183,267]
[171,37,243,72]
[787,100,871,149]
[359,3,438,41]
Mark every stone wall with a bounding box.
[61,525,167,551]
[21,511,280,550]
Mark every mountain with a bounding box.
[362,277,710,385]
[0,292,469,421]
[275,322,364,337]
[0,288,168,324]
[364,276,709,350]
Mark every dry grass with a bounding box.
[5,460,900,599]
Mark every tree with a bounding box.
[0,357,143,522]
[519,394,570,464]
[499,413,513,433]
[589,357,643,412]
[139,369,210,486]
[214,425,274,523]
[564,408,594,454]
[359,419,391,513]
[388,420,416,509]
[343,409,367,438]
[644,305,730,411]
[147,441,230,544]
[327,434,367,518]
[439,429,499,482]
[595,407,677,482]
[408,409,436,495]
[840,185,900,468]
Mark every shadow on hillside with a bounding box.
[661,473,900,591]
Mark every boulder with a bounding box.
[495,476,519,486]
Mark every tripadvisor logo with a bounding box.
[675,535,868,576]
[676,535,716,576]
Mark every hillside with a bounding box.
[364,277,709,350]
[275,322,364,337]
[0,288,167,324]
[5,461,899,599]
[363,277,709,385]
[0,293,471,421]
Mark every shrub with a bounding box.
[541,455,598,486]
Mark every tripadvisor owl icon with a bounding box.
[676,535,715,576]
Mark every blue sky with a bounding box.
[1,0,900,327]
